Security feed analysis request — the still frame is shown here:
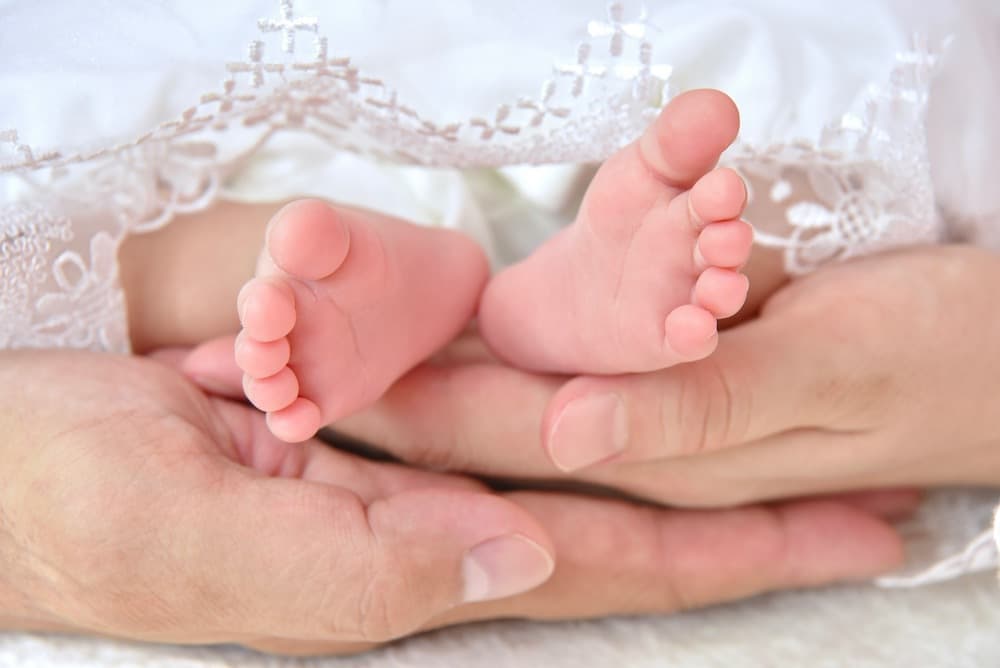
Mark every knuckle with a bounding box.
[647,510,701,612]
[666,361,745,456]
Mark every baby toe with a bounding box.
[235,331,291,379]
[267,397,323,443]
[693,267,750,319]
[696,219,754,269]
[243,367,299,413]
[237,278,296,343]
[689,168,747,228]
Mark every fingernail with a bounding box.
[547,393,628,472]
[461,533,554,603]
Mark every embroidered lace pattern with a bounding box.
[0,1,675,352]
[0,0,944,350]
[726,43,944,274]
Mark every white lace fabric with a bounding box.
[0,0,997,584]
[728,42,942,275]
[0,0,945,347]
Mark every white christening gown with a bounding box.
[3,0,1000,664]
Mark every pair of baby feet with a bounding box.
[200,89,752,444]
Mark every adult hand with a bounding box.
[0,350,908,656]
[0,349,553,651]
[329,245,1000,507]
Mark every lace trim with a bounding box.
[727,39,944,274]
[1,1,671,175]
[0,1,677,352]
[0,2,947,363]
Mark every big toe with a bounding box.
[639,89,740,188]
[267,199,351,281]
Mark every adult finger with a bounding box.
[229,489,913,655]
[542,313,880,471]
[337,308,871,478]
[431,490,905,626]
[179,335,245,398]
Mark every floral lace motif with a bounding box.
[726,41,944,274]
[0,0,943,340]
[1,0,675,352]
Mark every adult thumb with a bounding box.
[188,476,555,643]
[542,312,841,471]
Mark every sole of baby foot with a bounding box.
[236,199,489,442]
[478,89,752,375]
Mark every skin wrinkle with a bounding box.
[355,497,405,643]
[630,143,684,358]
[294,217,395,418]
[648,505,696,614]
[611,152,659,356]
[695,380,713,457]
[716,357,748,449]
[765,505,798,588]
[672,368,713,457]
[0,488,54,626]
[669,369,691,457]
[292,278,371,411]
[356,560,404,642]
[276,542,341,641]
[578,141,663,363]
[656,381,674,461]
[8,435,137,627]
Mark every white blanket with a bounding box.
[3,574,998,667]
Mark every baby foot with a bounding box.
[478,89,752,374]
[236,200,487,442]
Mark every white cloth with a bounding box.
[2,0,1000,662]
[3,571,1000,666]
[6,0,997,344]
